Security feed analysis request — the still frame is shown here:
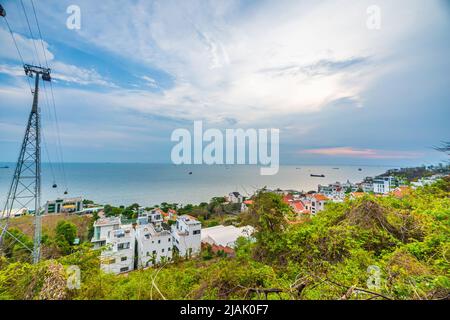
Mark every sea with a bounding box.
[0,163,392,208]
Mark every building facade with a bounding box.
[172,215,202,258]
[135,210,173,268]
[92,217,135,274]
[44,197,83,214]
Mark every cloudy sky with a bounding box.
[0,0,449,166]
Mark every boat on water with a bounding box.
[358,168,362,171]
[332,168,339,170]
[310,174,325,178]
[0,166,9,169]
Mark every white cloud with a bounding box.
[59,0,443,127]
[0,27,113,87]
[2,0,448,138]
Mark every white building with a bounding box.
[373,176,397,194]
[44,197,83,214]
[318,182,345,198]
[0,207,28,218]
[172,215,202,258]
[228,192,244,204]
[135,210,173,268]
[201,225,254,248]
[91,217,135,274]
[303,194,329,215]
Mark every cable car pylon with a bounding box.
[0,64,51,264]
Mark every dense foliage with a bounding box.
[0,178,448,300]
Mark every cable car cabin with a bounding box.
[42,73,51,82]
[0,5,6,17]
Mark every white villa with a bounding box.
[91,211,202,274]
[172,215,202,258]
[373,176,397,194]
[135,210,173,268]
[92,217,135,274]
[228,192,244,204]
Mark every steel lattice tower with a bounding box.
[0,64,51,264]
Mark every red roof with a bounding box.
[312,194,329,201]
[243,200,253,205]
[283,194,294,203]
[291,201,305,211]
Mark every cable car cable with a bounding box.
[1,11,33,94]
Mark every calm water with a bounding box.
[0,163,391,208]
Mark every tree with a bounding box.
[247,191,290,261]
[0,228,33,262]
[55,221,78,254]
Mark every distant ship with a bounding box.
[332,168,339,170]
[310,174,325,178]
[0,165,9,169]
[358,168,362,171]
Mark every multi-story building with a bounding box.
[304,194,329,215]
[228,192,244,204]
[91,217,135,274]
[44,197,83,214]
[135,210,173,268]
[318,182,344,198]
[172,215,202,258]
[373,176,397,194]
[91,211,203,274]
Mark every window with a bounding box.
[102,257,116,265]
[152,250,156,255]
[118,242,130,250]
[158,240,161,244]
[168,238,171,242]
[162,249,165,253]
[121,256,127,261]
[168,247,171,251]
[120,267,129,272]
[193,230,200,235]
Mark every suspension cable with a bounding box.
[19,0,41,67]
[26,0,69,192]
[30,0,48,69]
[2,15,33,94]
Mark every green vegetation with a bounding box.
[0,178,449,300]
[102,196,242,227]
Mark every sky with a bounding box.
[0,0,449,166]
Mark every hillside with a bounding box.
[7,214,92,240]
[0,177,449,300]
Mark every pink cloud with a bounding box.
[301,147,423,159]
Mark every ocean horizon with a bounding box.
[0,163,393,208]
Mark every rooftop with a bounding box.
[178,214,201,225]
[94,217,121,227]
